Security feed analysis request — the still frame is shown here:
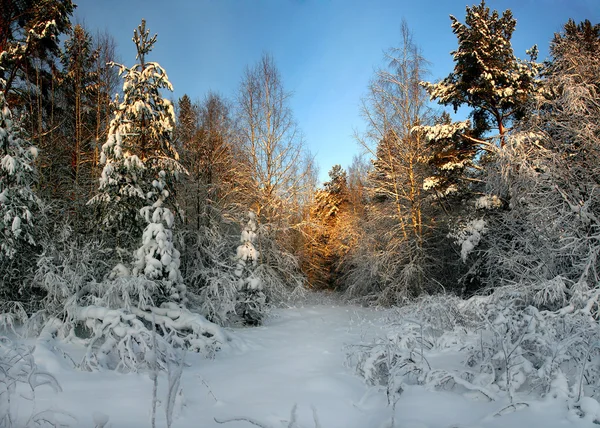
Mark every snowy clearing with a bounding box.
[2,298,593,428]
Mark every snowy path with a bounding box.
[29,302,596,428]
[186,304,386,428]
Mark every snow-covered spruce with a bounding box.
[39,20,231,371]
[0,77,42,262]
[234,211,266,325]
[87,19,184,248]
[133,175,186,306]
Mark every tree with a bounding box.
[306,165,350,289]
[416,0,540,197]
[0,0,75,98]
[0,0,78,208]
[344,22,435,304]
[39,21,228,372]
[236,53,310,297]
[88,19,184,255]
[90,30,119,182]
[0,74,42,304]
[174,94,197,151]
[237,53,308,227]
[60,24,99,193]
[177,92,241,230]
[481,19,600,293]
[0,76,40,260]
[234,211,265,325]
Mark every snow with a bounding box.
[2,299,593,427]
[476,194,503,210]
[450,218,488,262]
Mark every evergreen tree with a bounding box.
[0,0,75,98]
[174,94,198,151]
[482,19,600,291]
[234,211,265,325]
[0,76,41,261]
[60,24,99,192]
[44,21,228,371]
[177,92,240,230]
[416,0,540,196]
[88,20,184,253]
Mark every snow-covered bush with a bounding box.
[31,273,230,372]
[349,288,600,420]
[449,217,487,263]
[30,223,231,372]
[33,224,112,313]
[30,230,231,371]
[178,220,239,326]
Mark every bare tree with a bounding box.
[236,53,311,295]
[236,53,308,227]
[176,93,244,230]
[346,21,435,303]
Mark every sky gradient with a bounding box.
[74,0,599,183]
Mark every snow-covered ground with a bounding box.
[8,299,597,427]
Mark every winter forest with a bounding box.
[1,0,600,427]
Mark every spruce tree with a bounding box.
[89,20,183,250]
[88,20,185,303]
[234,211,265,325]
[0,76,41,261]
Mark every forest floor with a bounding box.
[16,295,596,427]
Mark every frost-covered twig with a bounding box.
[215,404,324,428]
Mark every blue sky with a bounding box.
[74,0,599,183]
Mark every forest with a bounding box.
[1,0,600,427]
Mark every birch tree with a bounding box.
[237,53,307,228]
[346,22,434,303]
[236,53,309,296]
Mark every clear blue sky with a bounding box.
[74,0,599,183]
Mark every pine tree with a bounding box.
[60,24,99,191]
[0,0,75,98]
[416,0,540,196]
[482,19,600,291]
